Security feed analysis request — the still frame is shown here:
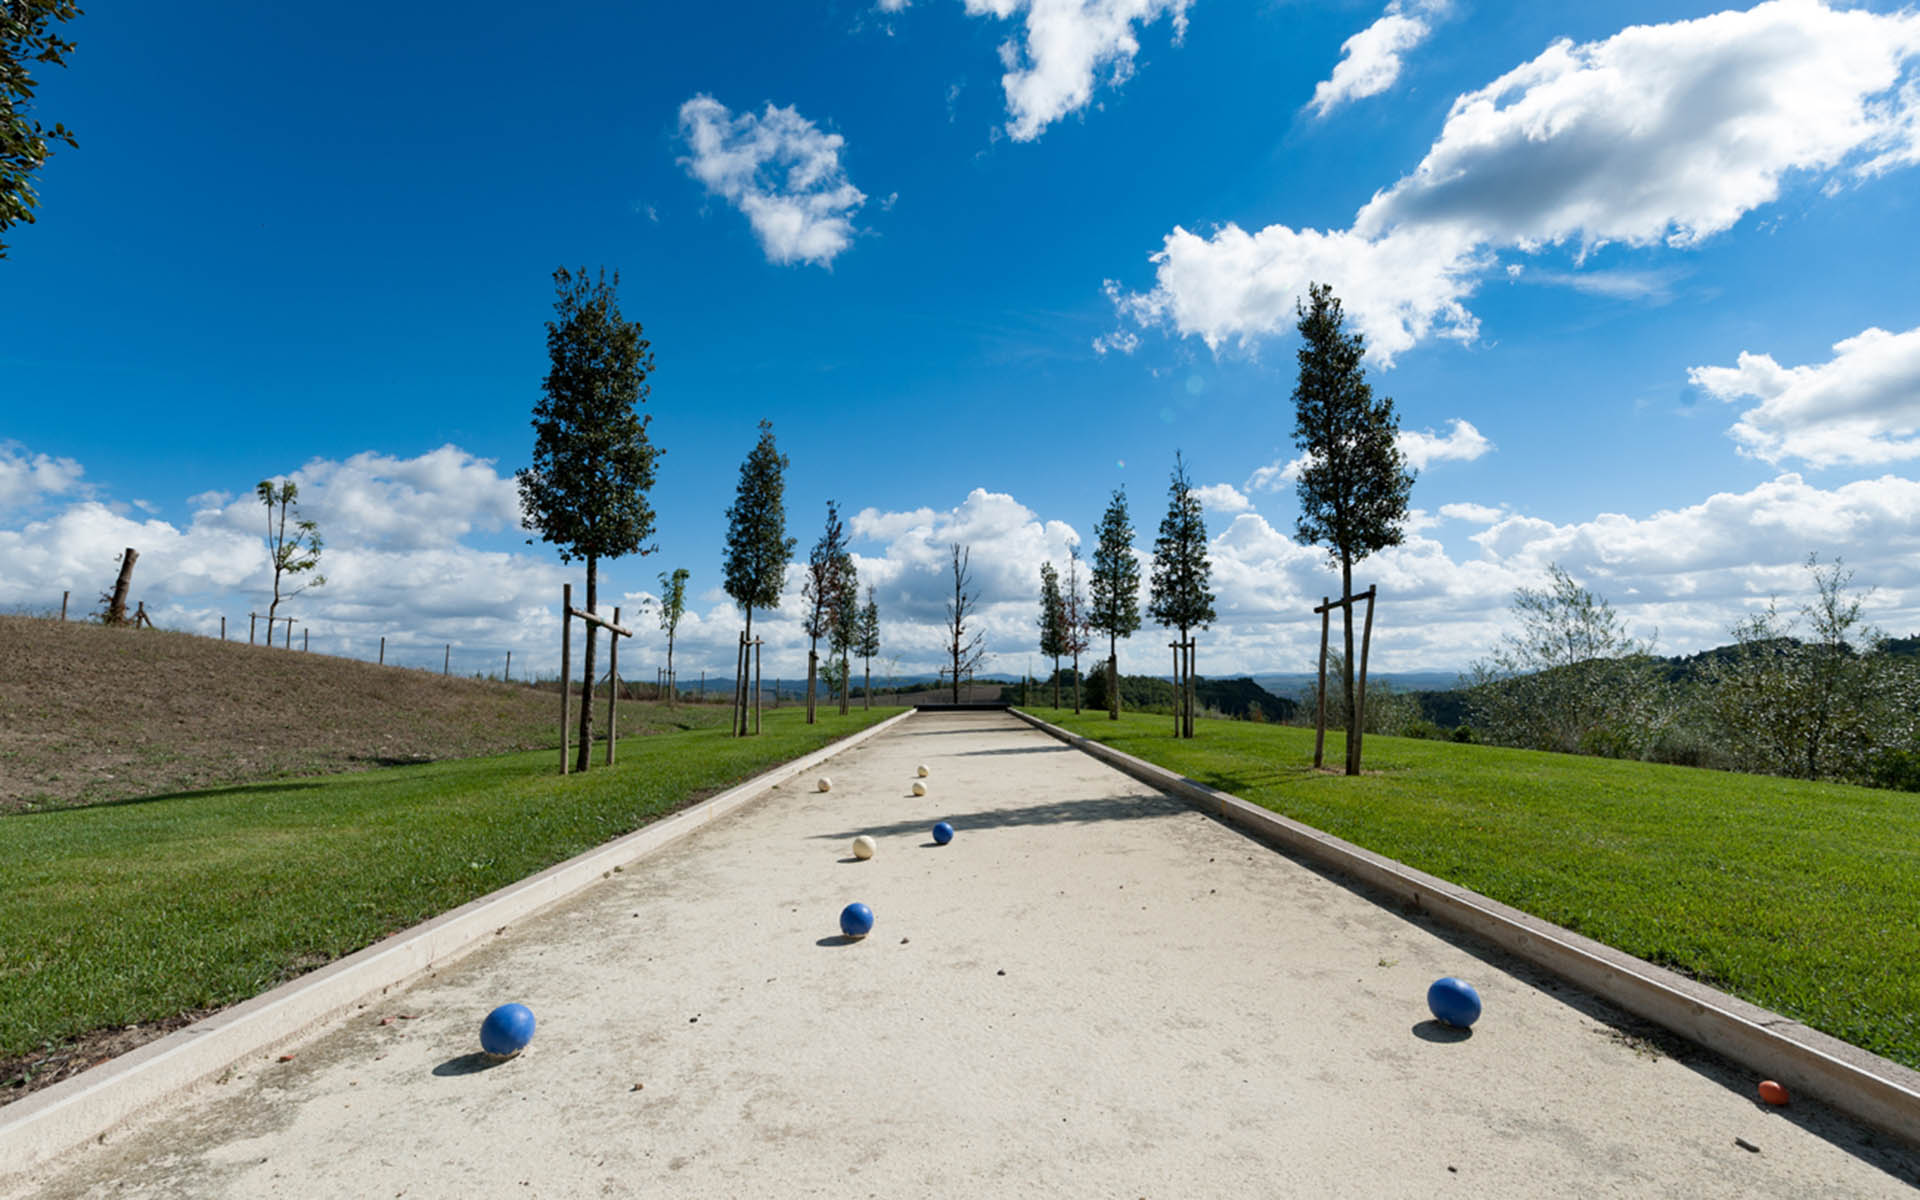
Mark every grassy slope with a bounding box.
[0,706,902,1070]
[1031,707,1920,1072]
[0,614,723,809]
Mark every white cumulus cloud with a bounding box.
[1437,501,1503,524]
[1308,0,1450,118]
[1247,418,1491,492]
[678,95,868,267]
[1116,0,1920,363]
[1690,323,1920,468]
[1193,483,1252,514]
[962,0,1191,141]
[0,443,87,512]
[1398,418,1493,470]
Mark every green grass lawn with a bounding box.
[0,706,902,1066]
[1029,707,1920,1073]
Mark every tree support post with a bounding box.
[1169,642,1182,737]
[1312,587,1378,773]
[1352,586,1376,776]
[1314,596,1330,768]
[606,606,620,767]
[560,584,573,775]
[753,639,763,734]
[558,593,633,773]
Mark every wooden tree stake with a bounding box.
[560,583,573,775]
[605,606,620,767]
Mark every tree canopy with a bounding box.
[1146,452,1215,636]
[516,266,660,568]
[1291,282,1412,579]
[722,420,793,620]
[1089,487,1140,646]
[3,1,84,258]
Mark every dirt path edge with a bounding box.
[1009,708,1920,1149]
[0,710,916,1184]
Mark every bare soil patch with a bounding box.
[0,615,714,810]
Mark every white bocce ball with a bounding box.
[817,777,832,793]
[852,835,877,860]
[911,780,928,797]
[916,764,930,778]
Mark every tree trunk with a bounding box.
[107,548,139,626]
[737,609,754,736]
[665,629,676,708]
[1341,557,1357,776]
[1175,637,1190,741]
[839,648,850,715]
[1072,651,1081,713]
[805,644,818,724]
[576,556,597,773]
[1052,656,1061,710]
[863,661,871,710]
[1108,636,1119,720]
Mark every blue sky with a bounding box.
[4,0,1920,682]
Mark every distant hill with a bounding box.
[1252,670,1465,695]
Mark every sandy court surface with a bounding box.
[11,710,1917,1198]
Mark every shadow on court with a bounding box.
[812,794,1181,842]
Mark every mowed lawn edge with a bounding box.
[1030,708,1920,1073]
[0,707,905,1074]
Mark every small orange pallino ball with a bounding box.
[1758,1080,1790,1106]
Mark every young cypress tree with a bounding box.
[1037,561,1066,710]
[722,420,794,735]
[657,567,689,706]
[1089,487,1141,720]
[828,552,859,716]
[801,501,849,724]
[854,584,881,710]
[1147,451,1216,737]
[517,266,660,771]
[1063,548,1090,714]
[1291,282,1414,774]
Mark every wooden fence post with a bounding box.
[378,636,385,665]
[303,627,309,652]
[443,644,450,676]
[220,615,226,641]
[60,590,69,621]
[250,613,257,644]
[283,619,292,649]
[560,584,572,775]
[504,650,512,681]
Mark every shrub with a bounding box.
[1867,748,1920,793]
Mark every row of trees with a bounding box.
[1035,453,1217,735]
[516,272,889,768]
[519,270,1413,770]
[1465,556,1920,789]
[1032,282,1411,767]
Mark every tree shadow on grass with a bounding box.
[954,745,1074,758]
[9,779,332,816]
[812,793,1182,842]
